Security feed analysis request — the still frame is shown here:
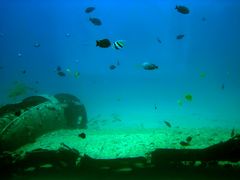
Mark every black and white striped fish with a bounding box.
[112,40,125,50]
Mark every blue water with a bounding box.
[0,0,240,129]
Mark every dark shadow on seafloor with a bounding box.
[4,166,240,180]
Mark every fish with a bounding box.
[65,32,71,38]
[33,41,40,48]
[112,40,125,50]
[78,132,86,139]
[96,38,111,48]
[109,64,116,70]
[89,17,102,26]
[180,141,189,146]
[177,99,183,106]
[201,17,207,21]
[142,62,158,70]
[17,52,23,57]
[57,71,66,77]
[185,94,192,101]
[176,34,184,40]
[186,136,192,143]
[74,71,80,79]
[85,7,95,13]
[200,72,206,78]
[56,66,66,77]
[164,121,171,128]
[154,104,157,110]
[56,66,62,72]
[175,5,190,14]
[156,37,162,43]
[21,70,27,74]
[221,83,225,90]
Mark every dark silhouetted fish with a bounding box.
[175,5,190,14]
[56,66,66,77]
[142,62,158,70]
[221,83,225,90]
[21,70,26,74]
[109,64,116,70]
[78,132,86,139]
[186,136,192,143]
[202,17,207,21]
[57,71,66,77]
[85,7,95,13]
[156,37,162,43]
[96,38,111,48]
[89,17,102,26]
[176,34,184,40]
[56,66,62,72]
[164,121,171,128]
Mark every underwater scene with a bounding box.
[1,0,240,179]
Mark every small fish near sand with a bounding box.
[89,17,102,26]
[78,132,86,139]
[96,38,111,48]
[164,121,172,128]
[175,5,190,14]
[142,62,158,70]
[85,7,95,13]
